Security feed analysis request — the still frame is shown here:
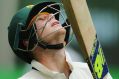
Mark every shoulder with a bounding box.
[72,62,90,69]
[18,69,41,79]
[71,62,112,79]
[70,62,93,78]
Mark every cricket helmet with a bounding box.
[8,2,70,63]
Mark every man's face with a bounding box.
[35,13,66,43]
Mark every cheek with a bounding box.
[35,22,44,36]
[35,21,50,36]
[35,21,44,29]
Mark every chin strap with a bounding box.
[38,41,64,49]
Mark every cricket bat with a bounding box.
[61,0,109,79]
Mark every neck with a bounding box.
[33,47,71,77]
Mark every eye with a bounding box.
[48,15,55,21]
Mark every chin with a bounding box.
[57,28,66,35]
[46,30,66,43]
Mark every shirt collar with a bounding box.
[31,51,73,77]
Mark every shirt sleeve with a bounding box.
[103,73,113,79]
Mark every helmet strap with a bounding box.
[38,41,64,49]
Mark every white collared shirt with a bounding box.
[18,51,112,79]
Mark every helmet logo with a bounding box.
[26,5,34,9]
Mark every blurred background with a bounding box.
[0,0,119,79]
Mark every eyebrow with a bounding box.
[27,12,50,29]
